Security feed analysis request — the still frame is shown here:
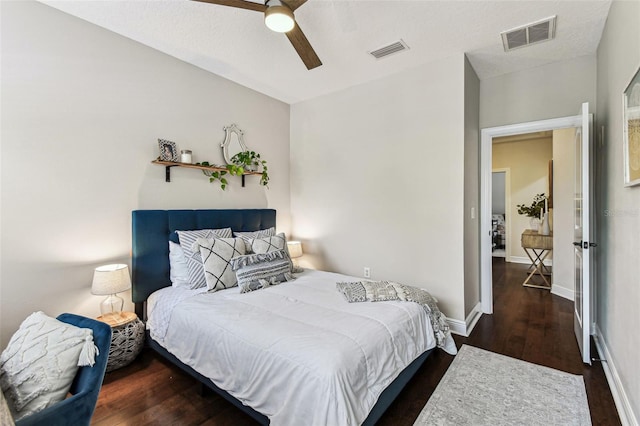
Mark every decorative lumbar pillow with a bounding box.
[176,228,233,289]
[230,250,295,293]
[169,241,191,288]
[0,312,97,421]
[234,227,276,253]
[193,237,246,292]
[249,232,287,255]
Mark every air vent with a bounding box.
[501,16,557,52]
[368,40,409,59]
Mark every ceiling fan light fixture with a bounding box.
[264,0,295,33]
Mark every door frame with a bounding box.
[480,115,584,314]
[491,168,511,260]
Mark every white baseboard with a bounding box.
[594,325,638,426]
[448,303,482,337]
[550,284,574,301]
[508,256,553,266]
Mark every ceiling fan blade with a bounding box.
[286,24,322,70]
[282,0,308,12]
[191,0,266,13]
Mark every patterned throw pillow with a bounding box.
[0,312,96,420]
[230,250,294,293]
[176,228,233,289]
[249,232,287,254]
[193,237,245,292]
[234,227,276,253]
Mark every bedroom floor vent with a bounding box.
[368,39,409,59]
[501,16,557,52]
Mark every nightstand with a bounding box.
[97,312,144,372]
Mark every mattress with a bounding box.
[147,269,438,426]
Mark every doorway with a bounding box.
[479,114,585,315]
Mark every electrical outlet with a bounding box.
[471,207,476,219]
[364,267,371,278]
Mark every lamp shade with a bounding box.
[91,264,131,295]
[287,241,303,259]
[264,0,295,33]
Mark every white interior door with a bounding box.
[573,102,592,365]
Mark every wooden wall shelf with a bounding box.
[151,160,260,186]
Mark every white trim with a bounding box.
[550,284,574,301]
[480,114,583,314]
[465,302,482,336]
[447,303,482,337]
[447,318,466,336]
[594,326,639,426]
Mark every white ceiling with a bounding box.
[40,0,612,104]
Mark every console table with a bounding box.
[521,229,553,289]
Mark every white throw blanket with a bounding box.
[336,280,457,355]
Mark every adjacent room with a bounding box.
[1,0,638,425]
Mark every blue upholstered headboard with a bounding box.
[131,209,276,315]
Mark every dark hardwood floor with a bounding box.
[93,259,620,425]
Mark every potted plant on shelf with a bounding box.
[517,193,548,230]
[229,151,269,187]
[197,150,269,190]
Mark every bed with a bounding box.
[132,209,450,425]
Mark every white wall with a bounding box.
[480,55,597,129]
[595,0,640,422]
[0,1,290,348]
[463,56,480,318]
[290,55,467,321]
[551,128,576,299]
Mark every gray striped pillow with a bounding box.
[230,250,294,293]
[176,228,233,289]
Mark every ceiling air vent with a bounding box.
[501,16,557,52]
[369,40,409,59]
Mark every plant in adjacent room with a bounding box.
[516,193,547,218]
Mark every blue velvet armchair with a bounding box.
[15,313,112,426]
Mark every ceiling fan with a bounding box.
[192,0,322,70]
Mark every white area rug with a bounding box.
[414,345,592,426]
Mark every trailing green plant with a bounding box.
[517,193,547,218]
[197,161,229,190]
[196,151,269,190]
[229,151,269,187]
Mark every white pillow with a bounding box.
[169,241,191,288]
[0,312,96,420]
[176,228,233,289]
[193,237,245,292]
[249,232,288,254]
[234,227,276,253]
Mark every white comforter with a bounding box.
[148,269,436,426]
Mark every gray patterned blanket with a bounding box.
[336,281,457,355]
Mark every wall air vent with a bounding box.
[368,39,409,59]
[501,16,557,52]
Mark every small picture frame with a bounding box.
[623,66,640,187]
[158,139,178,162]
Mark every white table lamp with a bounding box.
[91,264,131,316]
[287,241,303,270]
